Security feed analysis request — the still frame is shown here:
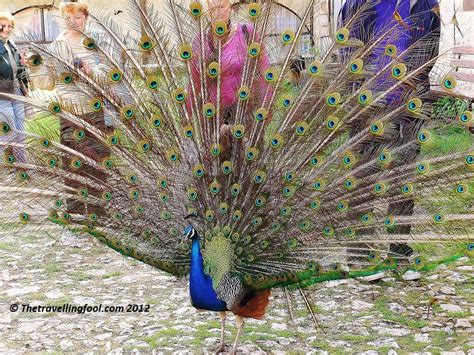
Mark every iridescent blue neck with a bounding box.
[189,233,227,312]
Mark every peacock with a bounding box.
[0,0,473,352]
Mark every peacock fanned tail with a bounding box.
[0,0,472,292]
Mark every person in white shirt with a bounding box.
[28,0,111,215]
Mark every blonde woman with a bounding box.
[0,11,29,162]
[29,0,111,215]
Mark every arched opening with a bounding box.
[11,5,60,45]
[231,1,313,63]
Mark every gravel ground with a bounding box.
[0,229,473,354]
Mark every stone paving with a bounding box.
[0,230,473,354]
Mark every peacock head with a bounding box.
[184,225,198,240]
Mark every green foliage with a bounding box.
[374,296,428,329]
[433,96,470,120]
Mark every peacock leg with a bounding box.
[215,311,227,353]
[229,315,245,355]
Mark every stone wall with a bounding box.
[436,0,474,97]
[0,0,331,42]
[1,0,472,96]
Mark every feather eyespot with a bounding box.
[253,170,266,184]
[418,131,431,144]
[325,117,339,130]
[254,107,267,122]
[369,120,384,135]
[221,161,232,174]
[179,44,192,61]
[183,125,194,139]
[281,95,293,108]
[219,203,229,214]
[89,98,103,111]
[121,106,136,119]
[442,76,457,90]
[270,133,283,148]
[280,206,292,216]
[139,36,153,51]
[345,227,355,237]
[401,183,414,195]
[248,4,261,18]
[281,29,295,44]
[344,177,356,190]
[231,183,241,196]
[358,90,373,105]
[207,62,220,78]
[313,180,325,191]
[295,121,309,135]
[264,67,277,83]
[232,210,242,221]
[337,201,348,212]
[255,196,266,207]
[73,129,86,141]
[391,63,407,79]
[189,2,202,17]
[187,188,198,201]
[173,88,187,103]
[48,158,58,168]
[210,143,221,156]
[322,226,334,237]
[310,156,322,167]
[82,37,96,50]
[5,154,15,164]
[282,185,295,197]
[407,98,422,113]
[1,122,11,133]
[308,60,322,76]
[214,21,228,36]
[416,162,430,174]
[233,124,245,138]
[60,72,73,84]
[248,42,261,58]
[209,181,221,194]
[146,75,159,90]
[466,154,474,168]
[109,69,122,82]
[385,44,397,56]
[238,86,250,100]
[455,183,468,195]
[326,92,341,107]
[28,54,42,66]
[335,28,349,44]
[150,114,162,128]
[245,147,258,161]
[309,199,321,210]
[48,102,61,114]
[349,59,363,74]
[203,103,215,118]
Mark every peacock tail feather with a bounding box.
[0,0,472,294]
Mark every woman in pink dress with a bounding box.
[187,0,271,125]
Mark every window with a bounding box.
[12,5,60,45]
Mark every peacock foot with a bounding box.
[214,342,228,354]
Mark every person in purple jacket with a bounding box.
[339,0,440,265]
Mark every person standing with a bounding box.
[0,11,29,163]
[28,0,111,216]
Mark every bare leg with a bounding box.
[215,311,227,353]
[230,315,245,355]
